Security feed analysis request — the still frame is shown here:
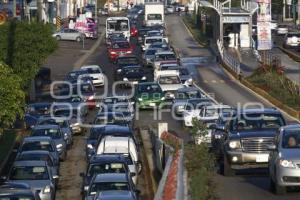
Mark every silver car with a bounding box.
[6,160,58,200]
[269,124,300,194]
[52,28,85,42]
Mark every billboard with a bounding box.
[257,0,272,50]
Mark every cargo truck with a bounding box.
[144,1,164,26]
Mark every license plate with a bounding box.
[149,103,156,107]
[256,154,269,163]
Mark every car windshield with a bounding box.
[138,84,161,93]
[17,154,53,166]
[39,119,68,128]
[179,68,189,75]
[94,115,126,125]
[85,67,101,74]
[118,57,139,65]
[145,49,157,55]
[159,76,181,84]
[155,53,176,61]
[89,182,129,195]
[88,163,126,176]
[146,38,162,44]
[9,166,49,180]
[27,104,51,115]
[232,113,284,131]
[54,109,77,118]
[204,108,232,117]
[147,14,162,20]
[112,42,130,49]
[176,91,201,99]
[124,67,141,74]
[21,141,54,152]
[32,128,62,139]
[282,130,300,148]
[147,31,161,37]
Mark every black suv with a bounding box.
[214,108,286,176]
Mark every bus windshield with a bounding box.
[107,20,129,31]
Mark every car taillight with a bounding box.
[88,96,94,101]
[126,51,132,54]
[110,51,117,55]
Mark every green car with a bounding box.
[135,82,165,109]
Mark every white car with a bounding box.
[96,136,140,185]
[80,65,105,87]
[157,70,184,99]
[183,104,231,127]
[277,25,288,35]
[142,36,168,51]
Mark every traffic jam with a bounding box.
[2,2,300,200]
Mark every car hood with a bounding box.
[8,180,51,191]
[137,92,164,100]
[230,129,277,139]
[280,148,300,161]
[160,84,183,92]
[173,99,187,105]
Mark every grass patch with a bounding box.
[0,130,17,163]
[247,70,300,110]
[182,15,209,47]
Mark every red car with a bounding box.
[107,41,134,62]
[130,25,138,37]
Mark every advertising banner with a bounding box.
[257,0,272,50]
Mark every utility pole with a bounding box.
[37,0,43,21]
[13,0,16,17]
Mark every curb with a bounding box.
[73,30,106,69]
[278,46,300,62]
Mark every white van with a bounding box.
[96,136,140,184]
[142,36,168,51]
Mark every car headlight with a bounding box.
[71,123,79,127]
[279,159,296,168]
[161,97,165,101]
[138,98,142,101]
[177,105,184,110]
[43,185,51,193]
[169,93,175,98]
[56,144,63,149]
[141,76,147,80]
[229,141,241,149]
[188,78,193,83]
[87,144,94,149]
[123,77,128,81]
[64,133,68,140]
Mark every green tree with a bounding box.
[0,21,57,88]
[0,62,25,135]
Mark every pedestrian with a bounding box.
[185,6,188,15]
[177,7,181,16]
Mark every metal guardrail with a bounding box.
[217,39,241,75]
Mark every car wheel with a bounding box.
[76,37,81,42]
[56,36,61,41]
[222,155,235,176]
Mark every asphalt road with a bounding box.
[54,23,154,200]
[165,14,300,200]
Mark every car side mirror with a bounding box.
[130,172,136,177]
[267,144,277,151]
[52,175,59,180]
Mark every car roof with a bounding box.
[33,124,60,130]
[204,104,232,109]
[177,86,200,92]
[96,111,124,117]
[91,125,131,133]
[89,154,128,164]
[238,108,282,115]
[93,173,128,183]
[28,102,51,107]
[96,191,135,200]
[0,189,35,197]
[23,136,52,142]
[13,160,48,167]
[19,150,50,155]
[156,51,174,55]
